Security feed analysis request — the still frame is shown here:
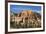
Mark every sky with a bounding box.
[10,5,41,14]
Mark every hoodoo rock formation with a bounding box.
[10,10,41,28]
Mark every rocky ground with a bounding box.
[10,10,41,28]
